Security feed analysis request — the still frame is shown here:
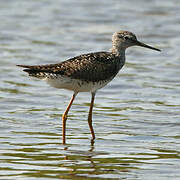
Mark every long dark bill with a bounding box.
[136,40,161,52]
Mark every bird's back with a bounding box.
[18,51,125,82]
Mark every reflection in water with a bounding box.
[90,138,95,148]
[60,140,131,179]
[62,140,96,178]
[0,127,179,179]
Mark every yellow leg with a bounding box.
[62,93,77,144]
[88,92,96,140]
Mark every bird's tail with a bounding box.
[17,65,47,79]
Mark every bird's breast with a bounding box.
[45,74,113,93]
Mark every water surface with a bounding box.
[0,0,180,179]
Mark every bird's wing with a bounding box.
[17,52,122,82]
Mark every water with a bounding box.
[0,0,180,179]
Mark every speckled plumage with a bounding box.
[18,52,125,82]
[17,50,126,93]
[17,31,160,144]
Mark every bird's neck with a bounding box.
[111,46,126,56]
[111,40,127,56]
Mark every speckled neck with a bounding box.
[111,46,126,56]
[111,35,127,56]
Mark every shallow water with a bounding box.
[0,0,180,179]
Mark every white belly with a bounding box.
[44,75,112,93]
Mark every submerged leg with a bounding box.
[88,92,96,140]
[62,93,77,144]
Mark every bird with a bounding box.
[17,30,161,144]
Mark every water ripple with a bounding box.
[0,0,180,179]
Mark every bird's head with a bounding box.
[112,31,161,54]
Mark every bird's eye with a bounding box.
[124,36,129,40]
